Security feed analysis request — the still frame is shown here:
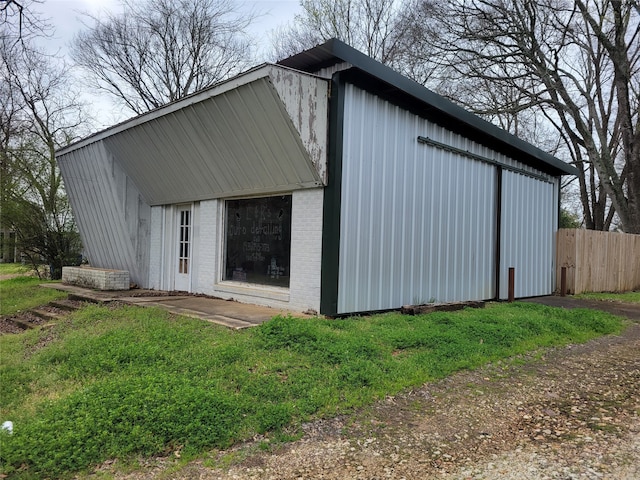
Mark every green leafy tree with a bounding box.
[559,209,583,229]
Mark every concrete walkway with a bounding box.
[41,284,307,329]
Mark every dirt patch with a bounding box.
[87,298,639,479]
[0,300,86,335]
[0,317,25,334]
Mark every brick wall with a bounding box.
[62,266,130,291]
[196,199,220,292]
[149,190,324,313]
[190,190,324,313]
[289,188,323,312]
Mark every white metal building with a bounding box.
[56,39,577,316]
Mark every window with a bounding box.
[225,195,292,287]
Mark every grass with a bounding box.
[0,264,31,276]
[576,291,640,303]
[0,287,625,478]
[0,276,67,316]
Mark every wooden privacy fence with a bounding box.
[556,228,640,294]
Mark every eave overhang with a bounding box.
[57,65,328,206]
[279,39,578,178]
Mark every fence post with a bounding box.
[560,266,567,296]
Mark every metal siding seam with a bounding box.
[418,114,428,300]
[198,99,243,191]
[242,84,287,185]
[369,98,389,309]
[357,88,368,311]
[62,152,94,263]
[99,142,139,278]
[409,108,419,304]
[90,145,120,268]
[433,146,444,301]
[398,103,408,305]
[170,107,223,193]
[427,138,437,301]
[163,112,207,194]
[218,91,266,187]
[243,83,301,185]
[376,102,388,307]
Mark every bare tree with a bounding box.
[270,0,441,83]
[71,0,256,115]
[1,0,50,46]
[272,0,404,61]
[1,36,86,276]
[416,0,640,232]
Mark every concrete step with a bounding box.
[30,308,63,321]
[8,318,33,330]
[49,299,82,311]
[67,293,105,304]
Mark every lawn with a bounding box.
[0,264,31,276]
[0,276,67,316]
[0,282,625,478]
[576,291,640,303]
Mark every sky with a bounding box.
[39,0,301,54]
[33,0,302,127]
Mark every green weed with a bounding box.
[577,291,640,303]
[0,264,31,276]
[0,301,624,477]
[0,277,66,316]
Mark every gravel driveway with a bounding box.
[97,297,640,480]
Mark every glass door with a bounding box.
[175,205,191,291]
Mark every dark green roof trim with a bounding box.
[279,39,577,177]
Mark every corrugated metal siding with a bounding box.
[500,171,558,298]
[337,85,496,313]
[101,77,322,206]
[57,142,151,286]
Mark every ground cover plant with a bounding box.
[0,264,31,276]
[0,276,66,316]
[577,291,640,303]
[0,298,624,478]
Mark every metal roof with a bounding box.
[57,66,325,206]
[279,39,577,177]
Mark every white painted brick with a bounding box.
[209,189,323,313]
[159,190,324,314]
[62,266,129,290]
[195,199,219,296]
[289,188,323,312]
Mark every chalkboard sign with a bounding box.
[225,195,292,287]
